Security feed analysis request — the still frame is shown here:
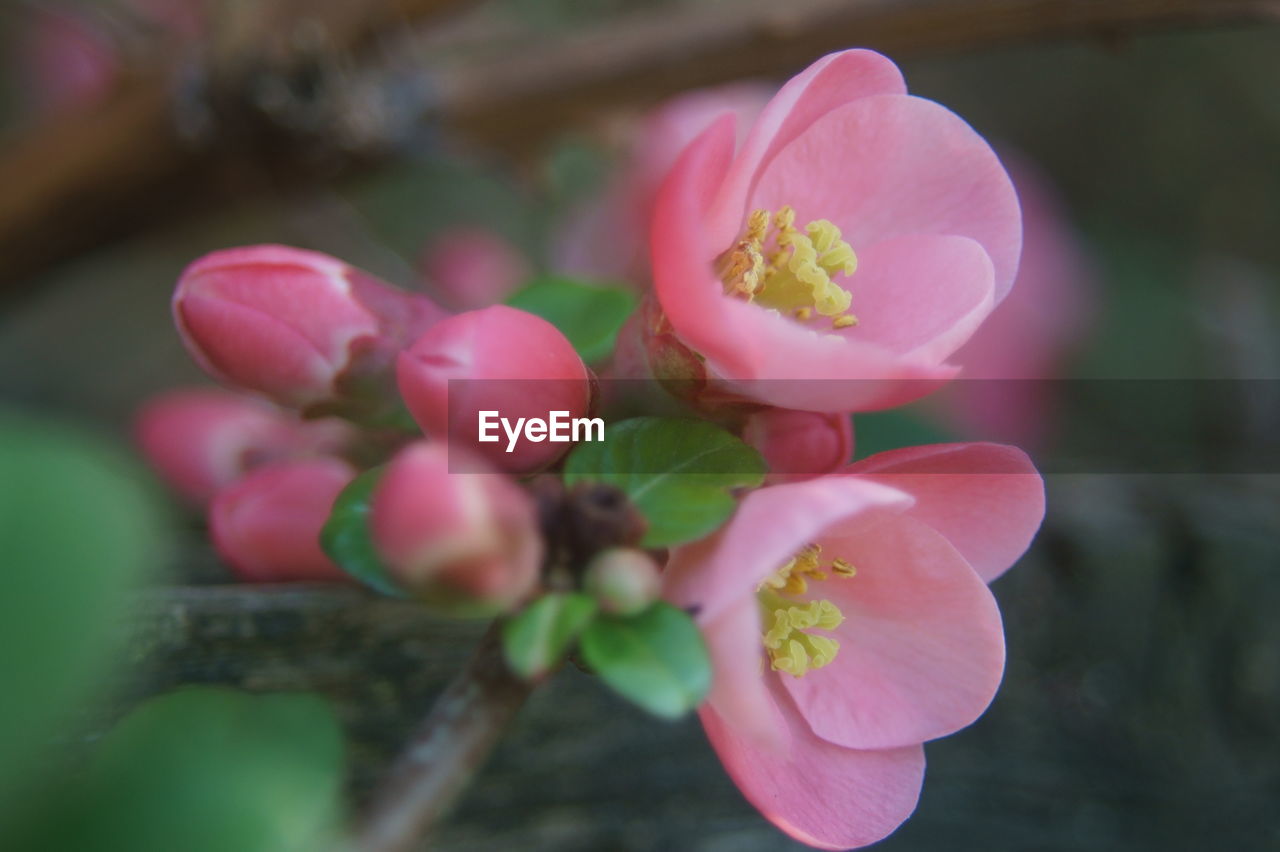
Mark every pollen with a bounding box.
[717,205,860,329]
[757,543,858,677]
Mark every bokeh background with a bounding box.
[1,1,1278,850]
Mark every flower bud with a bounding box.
[134,388,351,506]
[209,457,355,583]
[370,442,541,615]
[741,409,853,478]
[421,227,530,311]
[173,245,446,420]
[19,7,117,115]
[397,305,592,473]
[583,548,662,615]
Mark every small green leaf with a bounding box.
[14,687,345,852]
[580,602,711,719]
[506,276,637,364]
[320,467,404,597]
[563,417,765,547]
[502,593,598,680]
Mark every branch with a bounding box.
[350,622,532,852]
[1,0,1277,296]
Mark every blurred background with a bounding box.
[0,1,1277,850]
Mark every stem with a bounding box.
[352,622,532,852]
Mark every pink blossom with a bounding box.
[742,408,853,479]
[173,245,446,415]
[134,387,351,506]
[556,83,770,284]
[647,50,1022,412]
[421,227,531,310]
[663,442,1043,848]
[397,305,592,473]
[370,442,541,615]
[937,154,1095,447]
[209,457,356,583]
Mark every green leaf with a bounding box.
[320,467,404,597]
[506,276,637,364]
[579,602,711,719]
[563,417,765,547]
[0,410,169,804]
[502,593,598,680]
[15,687,345,852]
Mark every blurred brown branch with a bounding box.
[1,0,1277,297]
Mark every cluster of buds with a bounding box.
[145,244,595,607]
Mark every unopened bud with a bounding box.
[421,227,530,311]
[134,387,351,506]
[209,457,355,582]
[173,245,446,420]
[742,408,853,478]
[583,548,662,615]
[396,305,592,473]
[370,442,541,616]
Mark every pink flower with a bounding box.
[397,305,592,473]
[370,442,541,615]
[134,387,351,506]
[421,227,531,310]
[556,83,770,285]
[209,457,356,583]
[648,50,1022,412]
[663,442,1043,848]
[742,408,853,479]
[936,154,1095,447]
[173,245,446,417]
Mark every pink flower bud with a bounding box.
[209,457,355,583]
[173,245,447,418]
[134,387,352,506]
[584,548,662,615]
[742,409,853,478]
[397,305,593,473]
[420,227,530,311]
[370,442,541,615]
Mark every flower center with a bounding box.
[719,206,860,330]
[757,543,857,677]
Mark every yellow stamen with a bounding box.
[717,205,860,328]
[756,544,857,677]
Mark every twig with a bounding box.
[351,622,533,852]
[1,0,1277,295]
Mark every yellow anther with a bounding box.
[756,545,855,677]
[717,204,860,329]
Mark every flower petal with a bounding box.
[780,516,1005,749]
[847,442,1045,582]
[701,596,788,750]
[702,679,924,850]
[750,94,1022,302]
[663,476,914,624]
[706,49,908,249]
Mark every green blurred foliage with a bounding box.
[0,409,169,807]
[12,687,345,852]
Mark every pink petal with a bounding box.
[702,679,924,850]
[780,516,1006,749]
[749,94,1022,302]
[847,442,1044,582]
[826,234,995,361]
[706,50,908,248]
[701,596,789,750]
[663,476,914,624]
